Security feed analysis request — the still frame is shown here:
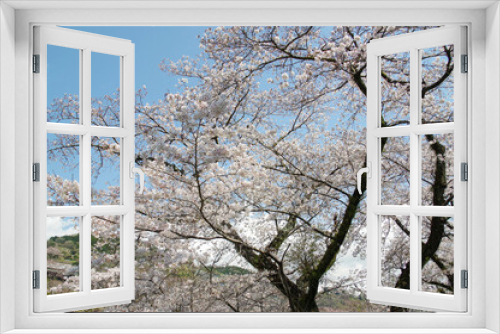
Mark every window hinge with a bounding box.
[33,163,40,182]
[461,54,468,73]
[461,270,468,289]
[33,54,40,73]
[461,162,468,181]
[33,270,40,289]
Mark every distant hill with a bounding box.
[47,234,80,266]
[48,233,251,277]
[210,266,252,276]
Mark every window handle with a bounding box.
[357,162,371,194]
[129,162,145,194]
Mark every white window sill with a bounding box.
[4,329,498,334]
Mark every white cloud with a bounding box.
[46,216,79,240]
[329,252,365,278]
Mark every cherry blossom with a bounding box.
[47,26,455,312]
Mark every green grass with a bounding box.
[47,234,79,264]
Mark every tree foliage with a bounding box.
[47,26,455,312]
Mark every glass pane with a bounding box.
[47,133,80,206]
[421,216,454,294]
[92,215,121,290]
[91,52,121,127]
[381,136,410,205]
[46,216,80,295]
[380,52,410,127]
[47,45,80,124]
[91,136,121,205]
[380,215,410,290]
[421,45,454,124]
[421,134,454,206]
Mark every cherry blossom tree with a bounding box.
[46,26,455,312]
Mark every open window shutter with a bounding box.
[33,26,136,312]
[365,26,467,312]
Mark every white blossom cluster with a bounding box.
[47,26,455,312]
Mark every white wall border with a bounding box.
[2,0,497,10]
[0,2,16,334]
[485,2,500,333]
[0,1,495,333]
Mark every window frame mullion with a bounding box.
[409,46,420,295]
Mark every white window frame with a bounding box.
[0,1,499,333]
[365,26,468,312]
[33,25,136,312]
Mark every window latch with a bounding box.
[356,162,371,194]
[129,162,145,194]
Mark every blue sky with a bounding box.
[61,26,210,103]
[47,27,211,126]
[47,27,210,195]
[51,26,337,105]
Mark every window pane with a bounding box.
[47,133,80,206]
[91,136,121,205]
[421,45,454,124]
[380,52,410,127]
[92,215,121,290]
[421,134,454,206]
[91,52,121,127]
[47,216,80,295]
[380,215,410,290]
[421,216,454,294]
[381,136,410,205]
[47,45,80,124]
